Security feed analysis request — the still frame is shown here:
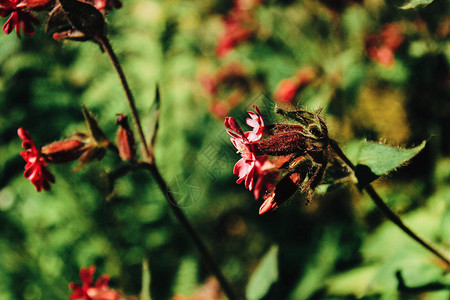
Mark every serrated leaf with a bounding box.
[400,0,433,9]
[345,140,426,188]
[246,246,279,300]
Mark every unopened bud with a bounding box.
[256,131,307,156]
[41,138,86,163]
[116,114,136,161]
[259,173,304,215]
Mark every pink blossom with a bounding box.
[69,266,121,300]
[225,105,268,192]
[0,0,40,37]
[18,128,55,192]
[245,105,264,142]
[253,156,276,200]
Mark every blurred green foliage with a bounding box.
[0,0,449,299]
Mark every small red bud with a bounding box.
[259,173,304,215]
[41,138,85,163]
[116,114,136,161]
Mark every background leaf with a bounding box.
[246,246,279,300]
[400,0,434,10]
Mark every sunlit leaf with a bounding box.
[246,246,279,300]
[344,140,426,188]
[400,0,434,10]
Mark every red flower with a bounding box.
[365,23,404,68]
[216,15,254,57]
[92,0,122,14]
[69,266,121,300]
[225,105,266,191]
[274,67,317,104]
[273,78,300,104]
[0,0,40,37]
[215,1,258,58]
[18,128,55,192]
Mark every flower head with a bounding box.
[69,266,121,300]
[0,0,40,37]
[225,105,273,193]
[18,128,55,192]
[226,106,332,214]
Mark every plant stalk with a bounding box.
[140,162,238,300]
[329,139,450,266]
[98,36,238,298]
[97,35,151,161]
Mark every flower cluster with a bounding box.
[365,23,404,68]
[225,106,331,214]
[273,67,317,104]
[215,0,263,57]
[69,266,121,300]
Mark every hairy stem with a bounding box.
[96,36,237,297]
[97,35,151,160]
[330,139,450,266]
[140,162,238,300]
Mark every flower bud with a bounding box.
[116,114,136,161]
[259,172,304,215]
[41,138,86,163]
[256,131,307,156]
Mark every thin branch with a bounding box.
[139,162,238,300]
[96,35,151,161]
[97,34,237,298]
[330,139,450,267]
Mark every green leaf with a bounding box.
[246,246,279,300]
[172,257,198,297]
[288,230,340,300]
[344,140,426,188]
[400,0,433,10]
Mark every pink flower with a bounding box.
[18,128,55,192]
[245,105,264,142]
[0,0,40,37]
[69,266,121,300]
[225,105,267,191]
[253,156,276,200]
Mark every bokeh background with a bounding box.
[0,0,449,299]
